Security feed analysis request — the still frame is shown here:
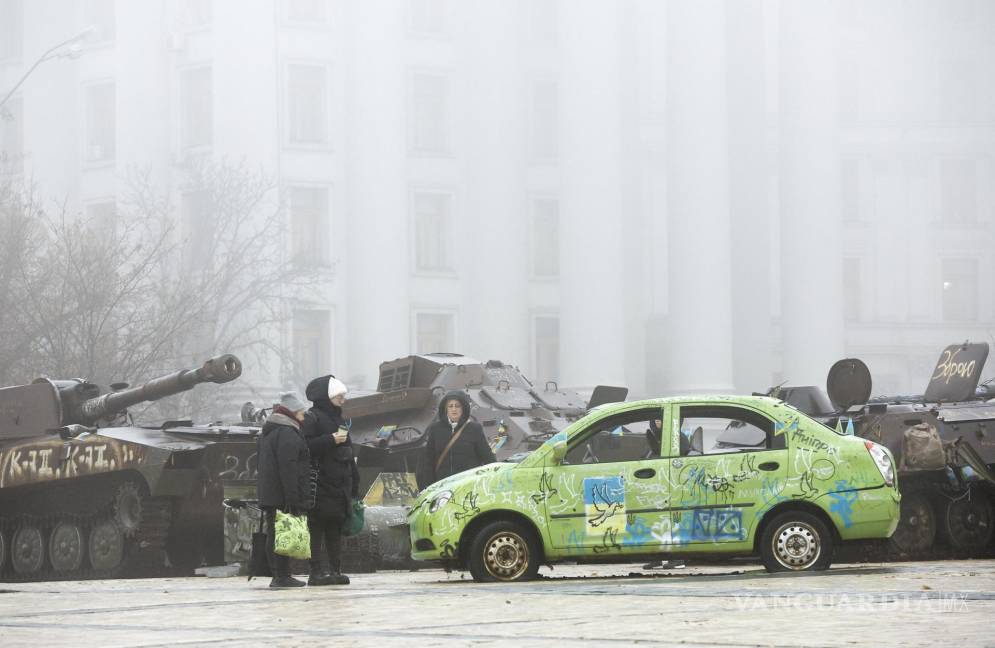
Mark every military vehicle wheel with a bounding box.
[761,511,833,572]
[0,530,6,572]
[114,481,144,536]
[12,525,45,574]
[49,522,84,573]
[889,493,936,557]
[943,494,993,553]
[468,520,540,582]
[89,520,125,572]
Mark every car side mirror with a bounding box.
[552,440,567,464]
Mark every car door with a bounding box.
[667,403,787,547]
[543,406,672,555]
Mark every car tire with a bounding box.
[468,520,541,583]
[760,511,834,573]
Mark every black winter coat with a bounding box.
[302,405,360,519]
[256,412,311,509]
[417,391,496,490]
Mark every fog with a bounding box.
[1,0,994,409]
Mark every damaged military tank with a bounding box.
[0,354,261,581]
[769,341,995,560]
[344,352,629,493]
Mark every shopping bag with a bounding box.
[274,510,311,560]
[342,499,365,537]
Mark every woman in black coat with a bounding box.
[255,391,311,588]
[301,374,359,586]
[417,390,496,490]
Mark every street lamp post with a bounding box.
[0,26,95,115]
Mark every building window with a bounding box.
[415,311,455,354]
[412,191,452,272]
[942,259,978,322]
[84,0,116,43]
[181,189,214,272]
[408,0,449,37]
[530,80,558,161]
[182,0,213,27]
[0,96,23,175]
[940,159,976,224]
[290,186,330,268]
[293,309,331,383]
[409,72,449,154]
[287,64,328,145]
[527,0,557,45]
[181,67,212,149]
[531,197,559,278]
[533,315,560,384]
[285,0,327,23]
[842,258,861,322]
[84,83,116,163]
[0,0,23,60]
[939,60,976,123]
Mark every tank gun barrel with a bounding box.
[72,354,242,424]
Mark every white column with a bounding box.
[459,1,529,365]
[727,0,772,393]
[344,1,409,388]
[779,0,844,385]
[558,1,626,387]
[664,0,734,393]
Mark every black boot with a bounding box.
[269,575,306,588]
[308,572,337,586]
[327,572,350,585]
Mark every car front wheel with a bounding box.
[468,520,541,583]
[760,511,834,572]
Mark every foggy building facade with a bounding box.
[1,0,993,403]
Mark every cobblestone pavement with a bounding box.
[1,560,993,647]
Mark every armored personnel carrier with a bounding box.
[771,342,995,559]
[0,355,260,581]
[343,352,628,493]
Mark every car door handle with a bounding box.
[758,462,779,471]
[634,468,656,479]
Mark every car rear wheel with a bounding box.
[761,511,834,572]
[468,520,540,583]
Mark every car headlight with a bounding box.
[429,490,453,513]
[864,441,895,487]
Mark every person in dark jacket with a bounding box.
[301,374,359,586]
[417,390,496,490]
[256,391,311,588]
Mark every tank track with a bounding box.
[0,492,174,582]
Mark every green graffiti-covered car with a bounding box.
[408,395,900,581]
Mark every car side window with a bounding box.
[564,409,663,465]
[678,405,783,456]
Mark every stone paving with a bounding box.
[1,560,993,647]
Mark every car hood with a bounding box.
[413,462,510,508]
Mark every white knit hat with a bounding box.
[327,377,348,399]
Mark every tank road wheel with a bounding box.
[943,495,994,554]
[888,493,936,558]
[89,520,125,573]
[12,525,45,575]
[468,520,540,583]
[761,511,834,572]
[114,481,144,537]
[49,522,85,574]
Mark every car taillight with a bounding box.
[864,441,895,487]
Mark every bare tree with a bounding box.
[0,159,320,422]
